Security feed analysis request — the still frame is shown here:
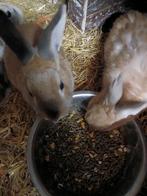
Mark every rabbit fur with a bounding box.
[0,2,23,24]
[86,11,147,130]
[0,3,23,103]
[0,3,74,121]
[0,3,23,60]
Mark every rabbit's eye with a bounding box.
[28,91,33,97]
[7,11,11,18]
[60,81,64,90]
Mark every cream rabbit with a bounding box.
[86,11,147,130]
[0,3,74,121]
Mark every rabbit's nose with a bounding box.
[38,100,60,120]
[45,105,59,120]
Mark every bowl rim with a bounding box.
[27,91,147,196]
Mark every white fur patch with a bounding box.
[124,32,132,46]
[113,42,123,55]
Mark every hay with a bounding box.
[63,20,102,90]
[0,89,37,195]
[0,0,146,195]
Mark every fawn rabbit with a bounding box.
[0,3,74,120]
[86,11,147,130]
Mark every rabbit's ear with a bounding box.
[37,4,67,61]
[117,101,147,118]
[0,10,33,65]
[108,74,123,105]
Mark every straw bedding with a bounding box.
[0,0,146,195]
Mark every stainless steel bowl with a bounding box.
[27,91,147,196]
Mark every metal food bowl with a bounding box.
[27,91,147,196]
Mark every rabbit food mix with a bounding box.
[36,111,129,195]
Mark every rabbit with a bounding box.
[85,11,147,131]
[0,3,24,61]
[0,60,11,103]
[0,2,23,25]
[0,3,74,121]
[0,2,23,103]
[0,3,24,59]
